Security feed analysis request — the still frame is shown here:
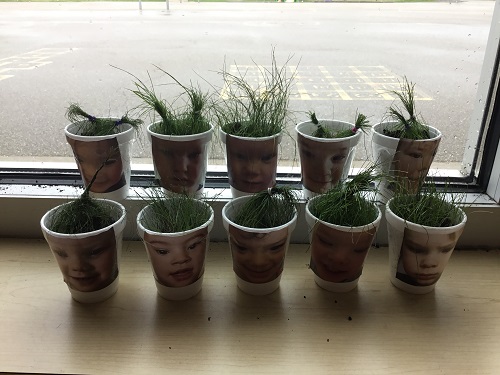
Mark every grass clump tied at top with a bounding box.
[66,103,143,136]
[232,186,298,229]
[308,165,382,227]
[139,189,212,233]
[48,161,118,234]
[119,65,212,136]
[389,182,465,227]
[383,76,431,140]
[309,110,371,138]
[215,49,296,138]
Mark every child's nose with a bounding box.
[327,247,350,265]
[173,155,189,173]
[172,250,191,264]
[83,165,100,181]
[249,251,269,268]
[244,161,260,175]
[71,259,92,272]
[420,253,439,268]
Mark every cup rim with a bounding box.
[137,200,215,238]
[64,121,135,142]
[40,198,126,239]
[147,122,214,141]
[305,195,382,233]
[385,196,467,233]
[221,195,298,234]
[295,119,362,143]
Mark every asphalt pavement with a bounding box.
[0,1,495,167]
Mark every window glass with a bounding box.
[0,1,494,183]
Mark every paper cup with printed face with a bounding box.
[137,201,214,300]
[385,198,466,294]
[220,128,282,198]
[147,122,214,198]
[371,122,441,204]
[305,195,381,292]
[296,120,362,200]
[65,121,135,202]
[222,195,297,295]
[41,199,126,303]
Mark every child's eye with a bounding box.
[318,236,332,247]
[188,152,201,160]
[104,159,117,166]
[155,249,170,255]
[232,243,247,253]
[261,153,276,163]
[409,152,423,159]
[187,240,203,251]
[162,150,174,158]
[331,154,346,163]
[54,250,68,258]
[302,150,313,159]
[441,247,454,254]
[408,246,427,254]
[88,248,105,257]
[354,247,369,254]
[269,243,285,252]
[235,153,247,161]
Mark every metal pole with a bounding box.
[166,0,170,11]
[138,0,142,11]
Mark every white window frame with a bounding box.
[1,2,500,247]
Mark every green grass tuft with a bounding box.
[47,153,122,234]
[215,49,296,138]
[139,189,212,233]
[309,165,382,227]
[233,186,298,228]
[389,182,465,227]
[116,66,212,136]
[383,76,431,140]
[66,103,143,136]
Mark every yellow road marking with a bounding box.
[318,66,352,100]
[0,48,77,81]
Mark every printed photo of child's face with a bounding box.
[310,223,376,283]
[143,228,207,288]
[45,228,118,293]
[68,137,125,194]
[397,227,462,286]
[229,225,288,284]
[392,138,440,193]
[298,135,350,194]
[226,136,278,194]
[152,137,206,194]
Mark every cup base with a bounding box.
[229,186,253,198]
[390,276,436,294]
[314,275,359,293]
[155,276,203,301]
[89,183,129,202]
[69,276,119,303]
[302,187,318,200]
[235,274,281,296]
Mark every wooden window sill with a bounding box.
[0,239,499,374]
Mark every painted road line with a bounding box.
[0,48,77,82]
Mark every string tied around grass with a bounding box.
[66,103,143,137]
[308,110,371,139]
